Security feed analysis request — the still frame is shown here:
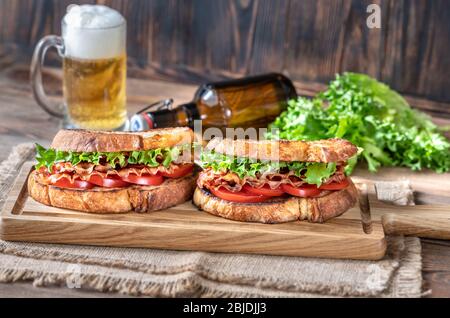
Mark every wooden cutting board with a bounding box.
[0,163,386,260]
[1,163,449,260]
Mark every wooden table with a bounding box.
[1,64,449,298]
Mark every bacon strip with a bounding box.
[197,165,346,192]
[37,162,191,185]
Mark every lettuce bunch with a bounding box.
[267,73,450,173]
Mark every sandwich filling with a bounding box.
[198,151,352,203]
[34,144,194,189]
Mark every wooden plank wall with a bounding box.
[1,0,449,113]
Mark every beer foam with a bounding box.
[63,5,126,60]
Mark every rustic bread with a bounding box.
[50,127,194,152]
[192,179,358,224]
[28,170,196,213]
[206,137,358,163]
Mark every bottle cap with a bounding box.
[130,112,154,131]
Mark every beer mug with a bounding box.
[31,5,128,131]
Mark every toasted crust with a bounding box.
[50,127,194,152]
[206,138,358,162]
[28,170,196,213]
[193,179,358,224]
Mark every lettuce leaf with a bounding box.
[200,151,337,186]
[304,162,336,186]
[35,144,191,170]
[267,73,450,173]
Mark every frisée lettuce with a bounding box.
[200,151,341,186]
[35,143,191,170]
[267,73,450,173]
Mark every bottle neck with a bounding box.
[181,102,200,128]
[147,102,199,129]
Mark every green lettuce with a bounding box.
[267,73,450,173]
[35,143,191,170]
[200,151,337,186]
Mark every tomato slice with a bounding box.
[121,173,164,186]
[210,187,270,203]
[242,184,285,197]
[160,164,194,178]
[50,177,94,189]
[281,184,322,197]
[319,178,350,190]
[88,175,129,188]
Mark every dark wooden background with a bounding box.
[1,0,450,116]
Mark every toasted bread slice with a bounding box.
[206,137,357,162]
[28,170,196,213]
[193,179,358,223]
[50,127,194,152]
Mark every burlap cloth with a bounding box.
[0,144,423,297]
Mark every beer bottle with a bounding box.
[130,73,297,131]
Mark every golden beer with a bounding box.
[63,55,127,130]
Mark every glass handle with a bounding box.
[30,35,65,118]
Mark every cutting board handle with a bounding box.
[382,206,450,239]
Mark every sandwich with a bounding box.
[28,128,196,213]
[193,138,359,223]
